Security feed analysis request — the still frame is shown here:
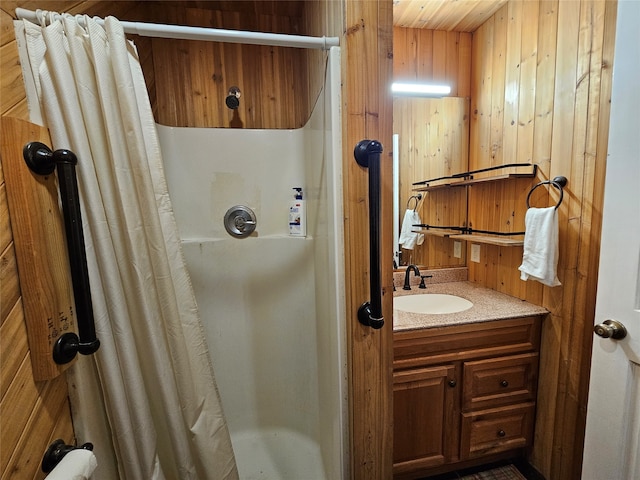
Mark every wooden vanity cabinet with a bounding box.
[393,316,543,479]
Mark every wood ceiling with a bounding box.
[142,1,506,34]
[393,0,508,32]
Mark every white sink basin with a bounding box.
[394,293,473,314]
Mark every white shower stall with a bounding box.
[157,47,346,480]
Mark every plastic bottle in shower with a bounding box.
[289,187,306,237]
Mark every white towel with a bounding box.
[518,207,561,287]
[399,209,425,250]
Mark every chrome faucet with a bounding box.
[403,264,420,290]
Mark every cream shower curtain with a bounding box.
[16,12,238,480]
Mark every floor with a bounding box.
[420,460,543,480]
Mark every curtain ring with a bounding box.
[34,9,47,27]
[526,176,568,210]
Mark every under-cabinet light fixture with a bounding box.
[391,82,451,97]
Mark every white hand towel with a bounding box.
[518,207,561,287]
[399,209,425,250]
[45,450,97,480]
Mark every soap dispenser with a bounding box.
[289,187,306,237]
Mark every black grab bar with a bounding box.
[23,142,100,364]
[354,140,384,329]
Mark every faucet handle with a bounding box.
[419,275,433,289]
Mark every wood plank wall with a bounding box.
[392,28,472,268]
[0,3,141,479]
[468,1,616,479]
[140,2,320,129]
[343,2,394,478]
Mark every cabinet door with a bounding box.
[393,364,459,474]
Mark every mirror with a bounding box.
[393,96,470,269]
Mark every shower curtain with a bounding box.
[16,12,238,480]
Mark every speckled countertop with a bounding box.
[392,268,548,331]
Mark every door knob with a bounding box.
[594,319,627,340]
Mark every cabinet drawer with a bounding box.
[462,352,538,411]
[394,316,542,370]
[460,402,535,460]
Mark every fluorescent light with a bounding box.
[391,82,451,97]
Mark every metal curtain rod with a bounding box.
[15,8,340,50]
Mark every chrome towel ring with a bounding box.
[526,176,568,210]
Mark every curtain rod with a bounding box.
[15,8,339,50]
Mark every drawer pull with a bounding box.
[497,429,506,437]
[500,380,509,387]
[448,379,457,388]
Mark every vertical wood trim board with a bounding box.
[1,117,77,381]
[344,1,394,478]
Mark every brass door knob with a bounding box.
[594,319,627,340]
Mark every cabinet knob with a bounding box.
[448,379,457,388]
[500,380,509,387]
[497,429,506,437]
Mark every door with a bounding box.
[582,2,640,479]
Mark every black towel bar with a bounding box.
[23,142,100,364]
[526,176,568,210]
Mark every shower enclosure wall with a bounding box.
[158,48,345,480]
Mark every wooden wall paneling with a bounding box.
[344,0,393,477]
[0,9,15,48]
[553,3,609,479]
[488,7,506,169]
[469,15,494,172]
[144,2,314,130]
[445,31,459,95]
[432,30,447,84]
[516,0,539,167]
[188,39,216,128]
[466,1,616,478]
[501,1,522,168]
[0,241,20,327]
[392,27,411,80]
[154,38,196,127]
[3,372,69,479]
[1,356,43,475]
[533,0,559,180]
[416,29,433,81]
[0,40,24,113]
[540,1,582,474]
[0,299,29,400]
[457,31,472,98]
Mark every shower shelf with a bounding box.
[449,234,524,247]
[412,163,537,192]
[417,229,524,247]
